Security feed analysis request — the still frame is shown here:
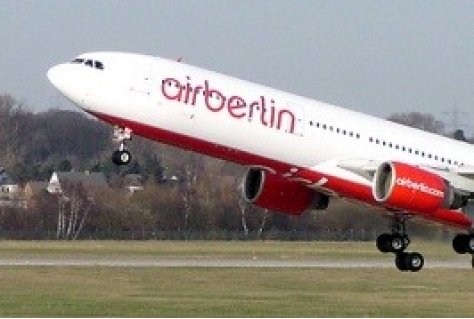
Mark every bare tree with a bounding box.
[388,112,445,134]
[179,161,200,231]
[238,198,249,237]
[257,209,270,239]
[56,182,93,240]
[0,95,29,167]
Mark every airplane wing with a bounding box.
[336,158,380,180]
[457,166,474,180]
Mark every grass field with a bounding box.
[0,240,472,317]
[0,239,462,260]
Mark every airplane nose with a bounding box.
[47,62,103,112]
[47,64,66,92]
[47,61,104,111]
[47,63,84,104]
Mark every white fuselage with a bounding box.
[47,51,474,203]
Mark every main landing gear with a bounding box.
[452,233,474,269]
[376,216,424,272]
[112,126,132,166]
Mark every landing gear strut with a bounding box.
[376,216,424,272]
[112,126,132,166]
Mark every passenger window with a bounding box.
[85,60,94,67]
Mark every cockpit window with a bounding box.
[94,61,104,70]
[70,57,105,70]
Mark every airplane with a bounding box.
[47,51,474,272]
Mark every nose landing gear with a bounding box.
[112,126,132,166]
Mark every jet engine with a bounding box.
[241,168,329,215]
[373,161,467,214]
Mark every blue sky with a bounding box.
[1,0,473,133]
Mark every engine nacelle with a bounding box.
[373,161,467,214]
[241,168,329,215]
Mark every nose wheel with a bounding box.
[112,126,132,166]
[112,149,132,166]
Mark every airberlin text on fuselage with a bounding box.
[161,77,296,133]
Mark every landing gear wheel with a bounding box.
[407,252,424,272]
[112,150,132,166]
[395,253,409,272]
[453,233,474,269]
[390,234,408,253]
[376,233,408,253]
[468,236,474,254]
[395,252,424,272]
[112,150,121,165]
[376,233,392,253]
[453,234,468,254]
[452,234,474,254]
[119,150,131,165]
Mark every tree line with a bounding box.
[0,94,471,239]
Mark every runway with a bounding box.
[0,256,470,269]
